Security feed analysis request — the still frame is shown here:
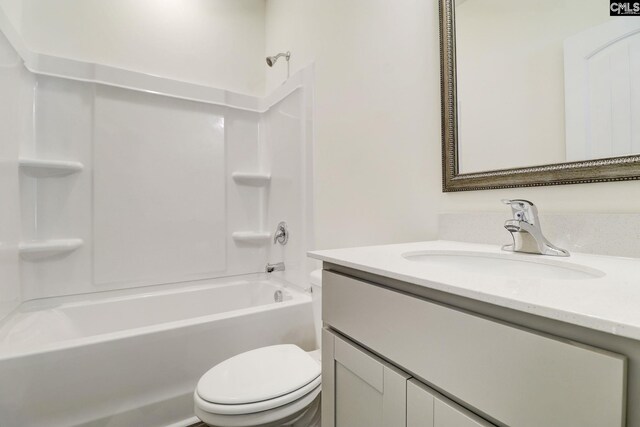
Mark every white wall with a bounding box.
[17,0,266,96]
[265,0,440,249]
[0,0,20,31]
[265,0,640,251]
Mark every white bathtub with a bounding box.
[0,275,316,427]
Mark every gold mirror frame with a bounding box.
[440,0,640,192]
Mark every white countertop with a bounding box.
[308,240,640,341]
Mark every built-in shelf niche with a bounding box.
[231,231,271,245]
[19,157,85,260]
[19,157,84,177]
[231,172,271,187]
[19,238,84,259]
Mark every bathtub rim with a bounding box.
[0,274,312,361]
[14,272,300,312]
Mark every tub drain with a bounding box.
[274,290,284,303]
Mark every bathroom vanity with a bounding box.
[309,241,640,427]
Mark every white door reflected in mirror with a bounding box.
[455,0,640,174]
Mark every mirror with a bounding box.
[440,0,640,191]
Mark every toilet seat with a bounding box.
[195,375,321,415]
[196,344,321,416]
[194,384,321,427]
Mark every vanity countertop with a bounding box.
[308,240,640,341]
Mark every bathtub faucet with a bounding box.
[266,262,285,273]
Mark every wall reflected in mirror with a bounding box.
[455,0,640,174]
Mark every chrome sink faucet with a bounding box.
[501,199,569,257]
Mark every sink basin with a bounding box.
[402,250,605,281]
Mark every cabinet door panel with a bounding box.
[408,379,494,427]
[324,329,410,427]
[335,362,383,427]
[435,399,491,427]
[407,380,435,427]
[334,334,383,392]
[322,328,336,426]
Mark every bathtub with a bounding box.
[0,275,316,427]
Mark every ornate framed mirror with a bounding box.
[440,0,640,192]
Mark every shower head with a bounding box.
[266,51,291,67]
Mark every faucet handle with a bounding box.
[502,199,538,224]
[502,199,534,208]
[273,221,289,245]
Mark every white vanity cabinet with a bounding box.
[321,269,628,427]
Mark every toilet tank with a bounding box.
[309,270,322,349]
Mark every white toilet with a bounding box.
[194,271,323,427]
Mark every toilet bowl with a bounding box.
[194,271,323,427]
[194,344,321,427]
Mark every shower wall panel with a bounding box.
[19,77,93,300]
[0,30,23,318]
[93,86,227,288]
[3,54,312,300]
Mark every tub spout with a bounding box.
[266,262,285,273]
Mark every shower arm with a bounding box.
[266,51,291,79]
[271,52,290,62]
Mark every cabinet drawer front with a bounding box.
[324,271,627,427]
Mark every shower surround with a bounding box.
[0,9,316,427]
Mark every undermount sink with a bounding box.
[402,250,605,281]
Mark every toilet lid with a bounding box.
[196,344,321,405]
